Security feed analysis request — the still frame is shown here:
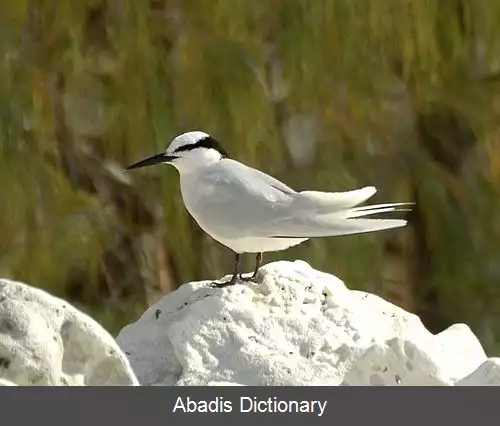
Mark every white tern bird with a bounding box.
[125,131,412,288]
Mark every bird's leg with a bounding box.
[239,252,262,282]
[211,253,241,288]
[253,252,263,279]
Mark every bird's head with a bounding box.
[124,131,229,174]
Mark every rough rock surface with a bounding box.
[117,260,496,386]
[456,358,500,386]
[0,279,138,386]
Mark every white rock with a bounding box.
[0,378,16,386]
[205,381,245,386]
[0,279,138,386]
[456,358,500,386]
[116,260,491,386]
[342,322,486,386]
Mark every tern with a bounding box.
[125,131,412,287]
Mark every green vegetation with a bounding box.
[1,0,500,352]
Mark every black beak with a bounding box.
[124,152,177,171]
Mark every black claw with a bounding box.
[210,281,232,289]
[211,273,239,289]
[239,273,257,282]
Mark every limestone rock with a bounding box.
[117,260,490,386]
[456,358,500,386]
[0,279,138,386]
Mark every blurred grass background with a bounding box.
[1,0,500,352]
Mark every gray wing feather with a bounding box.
[187,160,296,237]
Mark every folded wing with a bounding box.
[291,186,377,213]
[262,188,412,238]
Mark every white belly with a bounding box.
[211,234,308,254]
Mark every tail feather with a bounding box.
[344,208,407,219]
[352,202,415,212]
[266,199,411,238]
[344,202,414,219]
[266,185,412,238]
[322,218,408,236]
[269,216,408,238]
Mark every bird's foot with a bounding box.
[210,281,231,289]
[210,275,239,289]
[238,273,258,282]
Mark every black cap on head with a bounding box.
[173,135,229,158]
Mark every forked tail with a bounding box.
[268,190,413,238]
